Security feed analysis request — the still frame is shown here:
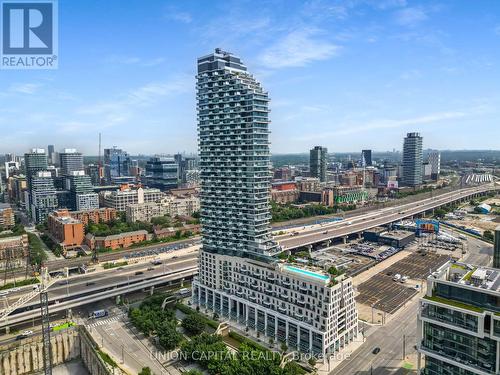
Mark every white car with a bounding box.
[21,330,33,336]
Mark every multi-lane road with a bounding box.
[330,233,492,374]
[0,253,198,329]
[277,185,497,250]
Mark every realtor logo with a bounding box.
[1,0,58,69]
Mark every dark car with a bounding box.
[372,347,381,355]
[135,271,144,275]
[86,282,95,286]
[16,334,28,340]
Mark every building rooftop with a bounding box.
[433,261,500,293]
[54,216,81,225]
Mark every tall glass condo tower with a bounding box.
[193,49,358,358]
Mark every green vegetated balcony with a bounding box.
[423,295,484,314]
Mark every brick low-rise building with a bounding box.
[84,230,150,250]
[69,207,117,226]
[153,224,201,239]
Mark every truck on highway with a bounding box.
[400,276,409,283]
[393,274,401,282]
[88,309,108,319]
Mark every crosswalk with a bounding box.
[85,314,125,328]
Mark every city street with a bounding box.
[330,233,493,374]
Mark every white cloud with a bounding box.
[395,7,428,26]
[74,74,192,129]
[300,111,466,141]
[104,56,166,67]
[9,83,42,94]
[258,28,339,69]
[165,10,192,24]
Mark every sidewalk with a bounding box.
[316,333,365,375]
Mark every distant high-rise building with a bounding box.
[59,149,84,176]
[64,171,98,211]
[192,49,358,358]
[86,164,103,186]
[30,171,58,223]
[361,149,372,167]
[428,150,441,181]
[310,146,328,182]
[144,156,179,191]
[104,147,131,183]
[402,132,423,186]
[494,226,500,268]
[4,153,15,163]
[47,145,55,164]
[24,148,48,184]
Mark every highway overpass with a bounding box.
[276,184,499,251]
[0,255,197,330]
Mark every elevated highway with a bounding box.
[0,254,198,329]
[276,184,498,251]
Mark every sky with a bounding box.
[1,0,500,155]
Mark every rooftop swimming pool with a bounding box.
[284,265,329,281]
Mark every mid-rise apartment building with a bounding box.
[48,210,85,249]
[417,261,500,374]
[192,49,358,358]
[0,203,15,228]
[126,193,200,222]
[100,186,163,211]
[0,234,29,270]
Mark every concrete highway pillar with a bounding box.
[307,245,312,255]
[150,286,154,296]
[180,278,185,287]
[5,326,9,335]
[357,233,362,240]
[342,236,348,244]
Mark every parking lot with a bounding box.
[356,273,418,314]
[383,252,450,280]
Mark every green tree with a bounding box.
[157,321,182,350]
[182,313,207,336]
[138,367,152,375]
[484,230,494,241]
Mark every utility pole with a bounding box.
[402,334,406,360]
[39,267,52,375]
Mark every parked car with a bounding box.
[372,347,381,355]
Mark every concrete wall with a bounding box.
[0,329,79,375]
[0,327,111,375]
